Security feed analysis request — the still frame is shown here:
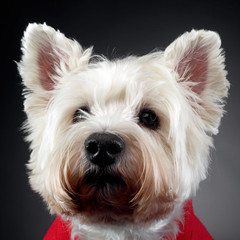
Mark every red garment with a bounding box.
[176,201,213,240]
[44,201,213,240]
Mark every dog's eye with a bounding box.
[73,106,90,123]
[138,109,159,130]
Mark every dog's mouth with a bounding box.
[69,169,136,222]
[66,168,176,225]
[82,170,126,189]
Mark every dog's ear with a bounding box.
[164,30,229,134]
[18,23,92,93]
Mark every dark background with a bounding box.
[2,1,240,239]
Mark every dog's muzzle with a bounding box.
[84,133,125,167]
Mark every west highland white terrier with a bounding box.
[18,23,229,240]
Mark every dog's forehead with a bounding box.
[60,54,174,118]
[90,58,142,87]
[68,60,135,105]
[79,56,170,103]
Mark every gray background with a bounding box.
[2,1,240,239]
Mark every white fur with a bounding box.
[69,202,183,240]
[18,23,229,240]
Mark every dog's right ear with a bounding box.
[18,23,92,94]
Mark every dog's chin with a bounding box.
[70,170,137,224]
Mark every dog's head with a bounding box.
[19,23,229,226]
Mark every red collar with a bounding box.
[44,201,213,240]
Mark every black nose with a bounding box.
[84,133,125,167]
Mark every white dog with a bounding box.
[18,23,229,240]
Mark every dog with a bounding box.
[18,23,229,240]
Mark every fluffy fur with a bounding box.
[18,23,229,240]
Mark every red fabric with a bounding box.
[44,201,213,240]
[43,216,71,240]
[176,201,213,240]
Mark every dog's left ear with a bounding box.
[18,23,92,94]
[164,30,229,134]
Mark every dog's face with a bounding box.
[19,24,229,226]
